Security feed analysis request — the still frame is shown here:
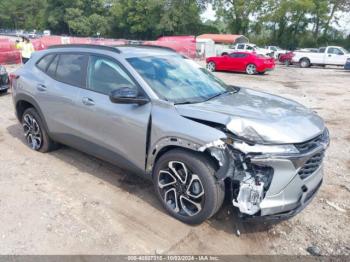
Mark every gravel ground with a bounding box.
[0,63,349,255]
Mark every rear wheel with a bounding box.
[0,89,8,94]
[300,58,310,68]
[22,108,58,153]
[246,64,257,75]
[207,61,216,72]
[153,149,225,224]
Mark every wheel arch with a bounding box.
[14,94,49,132]
[299,57,310,63]
[146,138,220,177]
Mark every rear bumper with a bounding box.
[257,65,275,72]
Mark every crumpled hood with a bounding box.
[175,88,325,144]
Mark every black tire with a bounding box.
[153,149,225,225]
[21,108,58,153]
[300,58,310,68]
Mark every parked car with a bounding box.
[43,30,51,36]
[206,52,275,75]
[220,43,273,57]
[265,46,288,59]
[292,46,350,68]
[12,44,329,224]
[279,51,295,66]
[0,65,9,94]
[344,58,350,70]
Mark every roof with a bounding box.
[46,44,178,58]
[197,34,249,44]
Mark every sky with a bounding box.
[200,3,350,35]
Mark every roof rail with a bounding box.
[48,44,121,53]
[114,44,176,53]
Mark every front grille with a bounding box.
[298,151,325,179]
[294,129,329,153]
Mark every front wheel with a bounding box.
[153,149,225,224]
[246,64,257,75]
[207,61,216,72]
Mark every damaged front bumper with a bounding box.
[204,129,329,221]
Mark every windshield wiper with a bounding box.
[175,101,197,105]
[204,90,234,102]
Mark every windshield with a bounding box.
[127,55,234,104]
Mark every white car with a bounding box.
[219,43,273,57]
[265,46,288,59]
[292,46,350,68]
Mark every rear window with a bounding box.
[56,54,87,87]
[37,54,55,72]
[46,55,59,78]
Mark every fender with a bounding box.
[14,93,50,133]
[146,136,203,174]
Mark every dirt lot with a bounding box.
[0,63,349,255]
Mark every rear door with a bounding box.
[34,53,88,137]
[75,54,151,173]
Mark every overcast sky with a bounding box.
[201,4,350,34]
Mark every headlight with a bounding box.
[231,141,299,154]
[0,66,7,75]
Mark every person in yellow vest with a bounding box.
[19,37,34,64]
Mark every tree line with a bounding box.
[0,0,349,49]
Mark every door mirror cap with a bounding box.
[109,88,149,105]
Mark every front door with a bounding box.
[76,55,152,173]
[325,47,347,65]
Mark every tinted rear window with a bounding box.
[47,55,58,78]
[37,54,55,72]
[56,54,87,87]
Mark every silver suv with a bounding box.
[12,45,329,224]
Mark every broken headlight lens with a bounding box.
[231,141,299,154]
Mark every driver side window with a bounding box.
[87,56,137,95]
[328,48,344,55]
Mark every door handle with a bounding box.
[328,55,332,57]
[82,97,95,106]
[37,84,47,92]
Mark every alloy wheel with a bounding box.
[246,64,256,75]
[23,113,42,150]
[158,161,205,217]
[207,62,216,72]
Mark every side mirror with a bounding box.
[109,88,149,105]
